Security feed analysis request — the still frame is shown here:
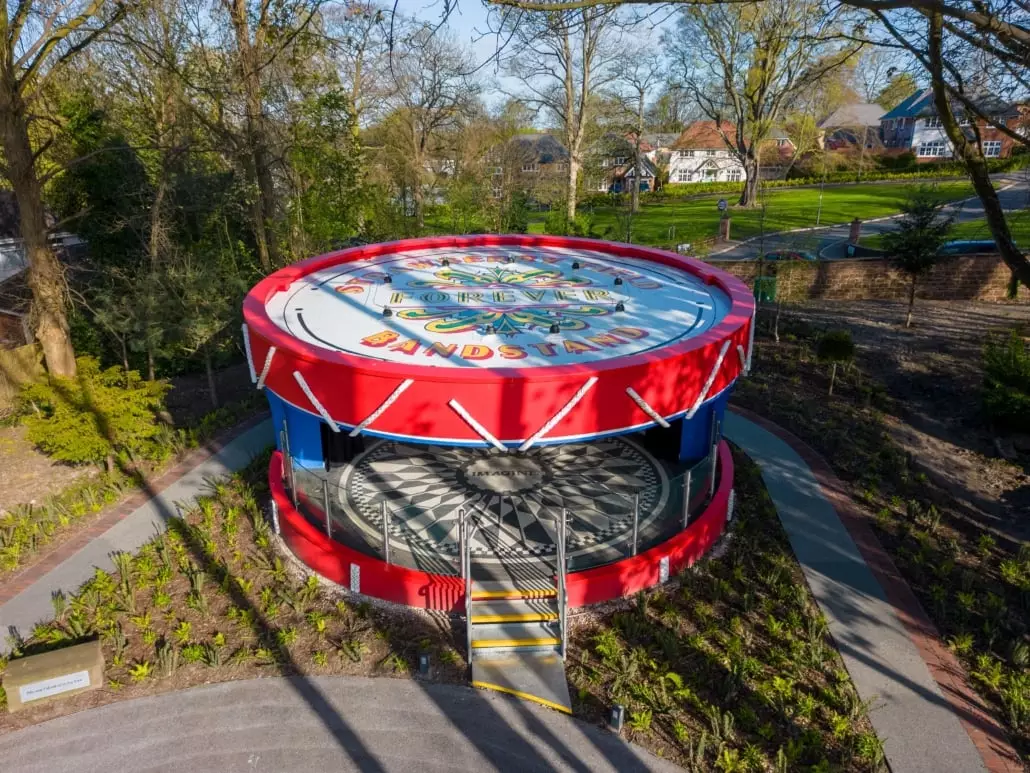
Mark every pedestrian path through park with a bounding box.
[725,410,1004,773]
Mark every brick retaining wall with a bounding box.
[706,254,1030,304]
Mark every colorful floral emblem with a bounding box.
[398,305,610,336]
[409,267,592,290]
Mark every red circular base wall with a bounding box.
[269,444,734,611]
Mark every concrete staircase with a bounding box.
[467,580,572,714]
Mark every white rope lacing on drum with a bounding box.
[242,323,257,383]
[519,376,598,453]
[449,399,506,451]
[625,387,670,428]
[686,340,731,420]
[293,370,339,432]
[349,379,414,438]
[737,344,747,370]
[256,346,277,390]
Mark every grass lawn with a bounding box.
[861,209,1030,251]
[529,182,974,249]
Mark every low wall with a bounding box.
[706,254,1029,304]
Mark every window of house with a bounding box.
[678,150,694,158]
[490,166,503,176]
[924,116,943,129]
[983,140,1003,157]
[776,138,789,146]
[703,168,718,181]
[614,156,627,165]
[522,162,539,173]
[727,168,742,182]
[917,140,949,157]
[705,149,717,157]
[675,169,691,183]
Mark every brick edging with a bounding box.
[730,405,1024,773]
[0,412,270,606]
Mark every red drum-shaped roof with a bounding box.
[243,235,754,446]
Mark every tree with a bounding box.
[617,50,663,215]
[875,72,917,111]
[882,187,953,328]
[816,329,855,396]
[665,0,858,206]
[0,0,124,377]
[496,5,620,223]
[645,81,692,133]
[376,24,477,232]
[484,0,1030,290]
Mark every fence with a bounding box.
[282,442,721,577]
[706,253,1029,304]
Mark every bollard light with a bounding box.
[609,704,625,733]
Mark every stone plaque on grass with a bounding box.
[3,639,104,712]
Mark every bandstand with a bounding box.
[242,234,754,711]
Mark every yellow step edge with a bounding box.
[472,680,572,715]
[470,613,559,624]
[471,637,561,649]
[470,589,557,601]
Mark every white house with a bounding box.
[668,121,744,184]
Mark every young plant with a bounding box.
[815,330,855,396]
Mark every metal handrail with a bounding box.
[461,508,474,667]
[557,507,569,661]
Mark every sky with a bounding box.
[407,0,678,110]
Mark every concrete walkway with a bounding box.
[0,676,676,773]
[0,419,272,654]
[725,410,988,773]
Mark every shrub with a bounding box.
[20,356,171,468]
[983,331,1030,432]
[816,330,856,396]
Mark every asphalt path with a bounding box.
[710,175,1030,260]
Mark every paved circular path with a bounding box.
[0,676,677,773]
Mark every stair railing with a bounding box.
[557,507,569,661]
[460,507,474,667]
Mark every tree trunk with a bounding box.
[413,183,425,233]
[906,275,917,328]
[632,93,644,215]
[566,157,579,223]
[0,79,76,377]
[925,12,1030,290]
[828,362,838,396]
[147,348,156,382]
[739,155,760,207]
[205,350,219,409]
[226,0,278,271]
[120,338,130,379]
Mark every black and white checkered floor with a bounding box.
[322,436,698,577]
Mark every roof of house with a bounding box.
[881,88,1016,121]
[640,132,680,151]
[621,157,659,178]
[671,121,735,150]
[819,103,884,129]
[513,133,569,164]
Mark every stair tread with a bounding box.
[471,621,560,642]
[469,599,558,623]
[472,652,572,714]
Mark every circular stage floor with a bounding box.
[317,437,704,578]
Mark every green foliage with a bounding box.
[982,331,1030,431]
[815,330,855,365]
[20,357,171,466]
[882,187,954,278]
[543,206,597,237]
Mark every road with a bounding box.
[709,174,1030,260]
